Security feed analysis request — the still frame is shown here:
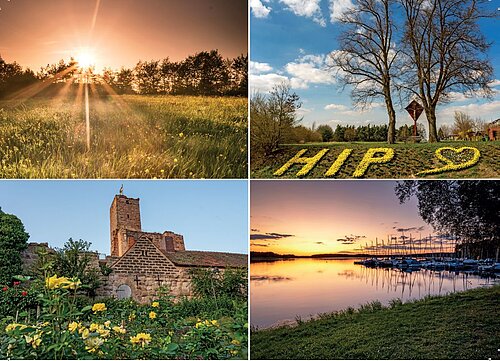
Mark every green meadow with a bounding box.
[251,141,500,179]
[0,95,247,179]
[251,285,500,360]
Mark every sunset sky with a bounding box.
[0,0,247,72]
[250,0,500,135]
[250,180,450,256]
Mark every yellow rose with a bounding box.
[68,321,79,333]
[130,332,151,347]
[92,303,107,313]
[112,325,127,334]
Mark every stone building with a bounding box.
[22,193,247,303]
[98,194,247,302]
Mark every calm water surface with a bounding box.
[251,258,497,328]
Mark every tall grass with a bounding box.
[0,95,247,178]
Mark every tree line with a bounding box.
[0,50,247,98]
[250,83,428,158]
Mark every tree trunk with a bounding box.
[385,90,397,144]
[426,106,439,143]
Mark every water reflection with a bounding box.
[251,258,497,329]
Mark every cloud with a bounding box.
[250,73,290,92]
[280,0,326,26]
[325,103,349,111]
[329,0,355,22]
[337,234,366,244]
[250,61,273,75]
[251,52,337,92]
[250,232,295,240]
[285,53,336,89]
[439,100,500,119]
[394,226,426,233]
[250,0,271,18]
[250,242,269,247]
[489,79,500,87]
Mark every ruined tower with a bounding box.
[110,195,142,257]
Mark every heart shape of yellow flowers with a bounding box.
[417,146,480,176]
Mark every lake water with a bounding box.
[251,258,497,329]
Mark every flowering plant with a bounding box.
[353,148,394,178]
[417,146,480,176]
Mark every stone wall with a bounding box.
[98,236,192,302]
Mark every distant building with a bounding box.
[488,119,500,140]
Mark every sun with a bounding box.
[76,48,96,69]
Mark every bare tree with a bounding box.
[400,0,494,142]
[331,0,400,144]
[453,111,475,139]
[250,82,302,157]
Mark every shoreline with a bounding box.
[251,284,500,360]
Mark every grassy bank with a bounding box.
[251,285,500,359]
[251,141,500,178]
[0,95,247,178]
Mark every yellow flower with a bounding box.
[68,321,79,333]
[179,132,184,137]
[231,339,240,346]
[195,322,203,329]
[152,301,159,308]
[45,275,69,289]
[112,325,126,334]
[24,333,42,349]
[149,311,157,319]
[5,323,27,332]
[81,328,90,340]
[97,328,110,338]
[84,337,104,353]
[104,320,111,328]
[92,303,107,313]
[211,320,218,326]
[62,279,81,290]
[89,323,99,332]
[130,332,152,347]
[352,148,394,178]
[174,158,178,163]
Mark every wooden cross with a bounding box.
[156,274,162,286]
[134,275,140,287]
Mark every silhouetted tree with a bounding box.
[396,180,500,259]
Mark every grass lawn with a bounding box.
[0,95,247,178]
[251,141,500,178]
[251,285,500,359]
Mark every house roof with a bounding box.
[161,250,248,268]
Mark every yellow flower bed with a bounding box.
[352,148,394,178]
[417,146,480,176]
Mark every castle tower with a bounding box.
[110,194,141,257]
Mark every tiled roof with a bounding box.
[162,250,247,268]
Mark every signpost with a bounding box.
[405,100,424,136]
